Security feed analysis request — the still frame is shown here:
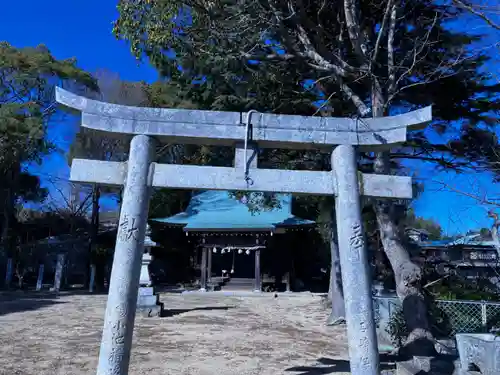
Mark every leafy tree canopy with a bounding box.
[0,42,97,251]
[113,1,500,355]
[112,0,500,234]
[0,42,97,201]
[403,209,443,241]
[0,42,97,167]
[114,1,499,135]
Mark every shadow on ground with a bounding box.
[0,296,65,316]
[411,355,457,375]
[286,354,397,374]
[160,306,235,318]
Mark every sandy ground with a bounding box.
[0,291,360,375]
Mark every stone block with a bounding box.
[435,339,457,356]
[137,294,158,307]
[456,333,500,375]
[136,286,163,317]
[138,287,154,297]
[137,304,163,317]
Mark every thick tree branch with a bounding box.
[387,1,397,97]
[344,0,370,60]
[295,23,349,77]
[372,0,394,65]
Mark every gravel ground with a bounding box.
[0,291,356,375]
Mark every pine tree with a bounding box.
[0,42,97,258]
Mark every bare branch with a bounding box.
[452,0,500,30]
[433,179,500,208]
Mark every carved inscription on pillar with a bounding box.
[116,303,129,319]
[348,223,363,262]
[111,320,126,346]
[118,214,140,242]
[106,308,129,374]
[108,352,124,375]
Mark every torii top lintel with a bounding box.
[56,87,431,150]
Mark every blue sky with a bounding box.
[1,1,499,235]
[0,1,157,212]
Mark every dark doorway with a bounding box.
[211,251,255,279]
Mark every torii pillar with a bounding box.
[96,134,155,374]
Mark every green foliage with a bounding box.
[403,209,443,240]
[90,243,110,264]
[113,0,500,221]
[385,265,500,344]
[68,70,147,166]
[149,188,191,219]
[479,227,492,239]
[424,267,500,301]
[448,126,500,180]
[0,41,96,181]
[387,300,452,346]
[0,42,96,255]
[0,42,97,167]
[229,191,282,214]
[388,273,500,344]
[114,0,499,126]
[386,306,408,347]
[15,209,89,243]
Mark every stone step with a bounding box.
[223,282,256,291]
[224,281,254,286]
[225,278,254,284]
[136,286,163,317]
[224,282,255,288]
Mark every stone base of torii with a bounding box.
[56,87,432,375]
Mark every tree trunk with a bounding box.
[374,198,435,357]
[489,213,500,259]
[117,187,124,214]
[86,186,100,288]
[95,261,106,291]
[372,89,435,357]
[1,187,13,257]
[327,224,346,325]
[15,262,24,289]
[17,273,23,289]
[319,199,346,325]
[91,185,100,241]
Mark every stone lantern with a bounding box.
[139,224,157,286]
[136,224,163,317]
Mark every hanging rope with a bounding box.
[231,250,235,274]
[243,109,260,187]
[219,245,265,252]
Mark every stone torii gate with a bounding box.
[56,87,431,375]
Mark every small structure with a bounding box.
[405,227,430,243]
[456,333,500,374]
[419,234,499,281]
[136,224,164,316]
[152,190,314,292]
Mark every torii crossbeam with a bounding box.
[56,87,431,375]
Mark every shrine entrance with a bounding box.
[151,189,314,291]
[56,87,431,375]
[222,249,254,279]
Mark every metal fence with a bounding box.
[373,296,500,336]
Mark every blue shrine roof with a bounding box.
[151,190,315,231]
